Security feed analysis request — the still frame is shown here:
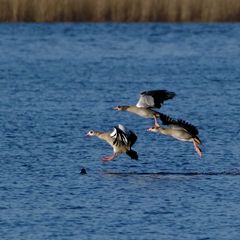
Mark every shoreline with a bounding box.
[0,0,240,22]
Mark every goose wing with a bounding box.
[159,113,199,136]
[110,124,137,147]
[127,130,137,147]
[110,127,127,146]
[136,90,176,108]
[117,124,137,147]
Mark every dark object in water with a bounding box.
[80,168,87,174]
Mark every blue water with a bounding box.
[0,23,240,240]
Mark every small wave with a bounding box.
[104,170,240,176]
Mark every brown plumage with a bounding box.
[114,90,176,126]
[148,113,202,157]
[86,124,138,161]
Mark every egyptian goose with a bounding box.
[86,124,138,161]
[114,90,176,126]
[147,113,202,157]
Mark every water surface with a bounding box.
[0,23,240,240]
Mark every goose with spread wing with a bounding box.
[114,90,176,127]
[86,124,138,161]
[147,113,202,157]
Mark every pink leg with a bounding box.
[102,154,116,162]
[154,116,160,127]
[193,141,202,157]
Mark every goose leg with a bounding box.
[153,116,160,127]
[193,141,202,157]
[102,153,117,161]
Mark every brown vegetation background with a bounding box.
[0,0,240,22]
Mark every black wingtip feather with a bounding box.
[141,90,176,99]
[158,112,199,136]
[128,130,137,147]
[141,90,176,108]
[126,150,138,160]
[167,91,176,99]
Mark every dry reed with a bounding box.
[0,0,240,22]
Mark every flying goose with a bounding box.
[114,90,176,127]
[86,124,138,161]
[147,113,202,157]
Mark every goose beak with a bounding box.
[113,106,118,110]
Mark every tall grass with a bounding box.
[0,0,240,22]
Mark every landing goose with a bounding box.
[86,124,138,161]
[147,113,202,157]
[114,90,176,126]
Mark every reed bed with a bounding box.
[0,0,240,22]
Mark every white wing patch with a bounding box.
[110,125,129,146]
[117,124,131,136]
[136,94,155,108]
[110,128,117,137]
